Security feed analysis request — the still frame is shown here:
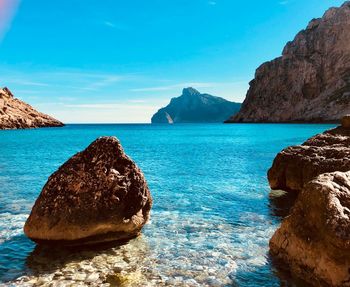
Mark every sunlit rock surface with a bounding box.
[227,2,350,123]
[270,172,350,286]
[24,137,152,245]
[0,87,63,130]
[268,125,350,192]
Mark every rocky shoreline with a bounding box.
[268,116,350,286]
[0,87,63,130]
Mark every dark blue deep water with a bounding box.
[0,124,335,286]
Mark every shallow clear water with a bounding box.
[0,123,335,286]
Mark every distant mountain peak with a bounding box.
[182,87,201,97]
[151,88,241,123]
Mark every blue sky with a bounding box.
[0,0,345,123]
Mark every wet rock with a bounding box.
[106,270,143,286]
[86,273,100,282]
[0,87,63,129]
[270,171,350,286]
[24,136,152,245]
[72,273,86,281]
[268,125,350,192]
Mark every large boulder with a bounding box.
[268,125,350,192]
[24,137,152,245]
[270,172,350,286]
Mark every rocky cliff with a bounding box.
[227,2,350,123]
[0,87,63,129]
[152,87,241,123]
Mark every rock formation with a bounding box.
[270,171,350,286]
[0,87,63,129]
[268,124,350,193]
[24,137,152,245]
[268,116,350,285]
[151,87,241,123]
[227,2,350,123]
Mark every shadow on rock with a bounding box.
[268,189,298,219]
[269,255,312,287]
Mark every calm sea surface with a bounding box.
[0,123,335,286]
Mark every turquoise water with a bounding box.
[0,123,335,286]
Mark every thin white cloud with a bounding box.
[128,99,146,103]
[0,68,135,92]
[130,82,216,92]
[208,1,217,5]
[102,21,129,31]
[64,103,155,109]
[104,21,116,28]
[279,1,289,5]
[0,66,249,122]
[84,75,125,90]
[6,79,50,87]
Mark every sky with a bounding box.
[0,0,345,123]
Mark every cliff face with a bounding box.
[227,1,350,123]
[151,87,241,123]
[0,87,63,130]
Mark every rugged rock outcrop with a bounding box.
[270,171,350,286]
[24,137,152,245]
[151,87,241,123]
[0,87,63,129]
[227,2,350,123]
[268,124,350,193]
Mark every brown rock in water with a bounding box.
[270,172,350,286]
[227,2,350,123]
[268,125,350,193]
[24,137,152,245]
[0,87,63,130]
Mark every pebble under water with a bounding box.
[0,123,335,286]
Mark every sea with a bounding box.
[0,123,335,286]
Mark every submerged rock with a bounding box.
[24,136,152,245]
[270,172,350,286]
[0,87,63,129]
[268,124,350,193]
